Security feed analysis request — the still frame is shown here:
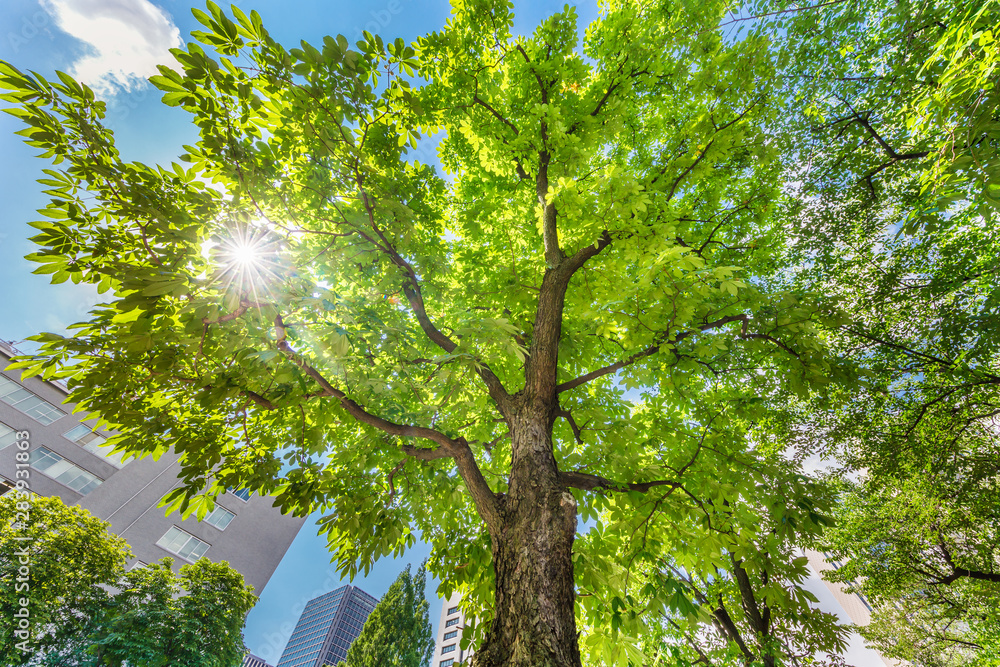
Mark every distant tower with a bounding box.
[276,585,378,667]
[242,653,274,667]
[433,592,473,666]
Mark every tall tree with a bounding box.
[338,563,434,667]
[0,494,256,667]
[0,494,128,665]
[762,0,1000,663]
[80,558,257,667]
[1,1,855,664]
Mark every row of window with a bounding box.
[441,605,463,666]
[63,423,128,468]
[283,627,330,652]
[1,418,123,466]
[156,525,210,561]
[30,446,103,494]
[0,375,65,425]
[0,373,128,473]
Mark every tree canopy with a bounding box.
[769,0,1000,663]
[1,0,996,664]
[338,563,434,667]
[0,493,256,667]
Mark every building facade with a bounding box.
[433,592,472,667]
[0,341,305,594]
[242,653,275,667]
[276,585,378,667]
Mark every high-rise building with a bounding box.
[276,585,378,667]
[242,653,275,667]
[433,592,473,666]
[0,341,305,594]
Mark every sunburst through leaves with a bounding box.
[209,223,287,305]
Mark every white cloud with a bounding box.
[41,0,182,95]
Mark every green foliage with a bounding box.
[575,456,849,667]
[0,494,129,665]
[823,480,1000,666]
[765,0,1000,663]
[338,563,434,667]
[0,494,255,666]
[11,0,990,662]
[89,558,257,667]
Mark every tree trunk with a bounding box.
[470,412,581,667]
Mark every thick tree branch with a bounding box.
[557,314,749,393]
[355,188,513,405]
[556,409,585,445]
[536,157,562,268]
[843,103,929,162]
[713,597,756,661]
[268,315,501,525]
[936,535,1000,584]
[557,470,681,494]
[474,94,520,136]
[522,230,613,403]
[562,231,613,278]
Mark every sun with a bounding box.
[229,239,264,267]
[210,223,285,303]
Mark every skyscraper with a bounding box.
[0,341,305,594]
[276,585,378,667]
[433,592,473,666]
[242,653,275,667]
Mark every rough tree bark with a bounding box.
[464,233,607,666]
[472,411,582,667]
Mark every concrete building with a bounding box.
[242,653,275,667]
[0,341,305,594]
[433,592,472,667]
[276,585,378,667]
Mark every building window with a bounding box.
[0,421,19,450]
[229,487,253,502]
[441,644,456,654]
[0,375,66,425]
[203,505,235,530]
[444,617,460,628]
[443,629,457,640]
[447,605,459,615]
[29,447,102,494]
[439,660,454,667]
[128,560,147,570]
[0,476,16,496]
[63,424,128,468]
[156,526,210,562]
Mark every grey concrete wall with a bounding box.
[1,347,305,595]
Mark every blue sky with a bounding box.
[0,0,600,661]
